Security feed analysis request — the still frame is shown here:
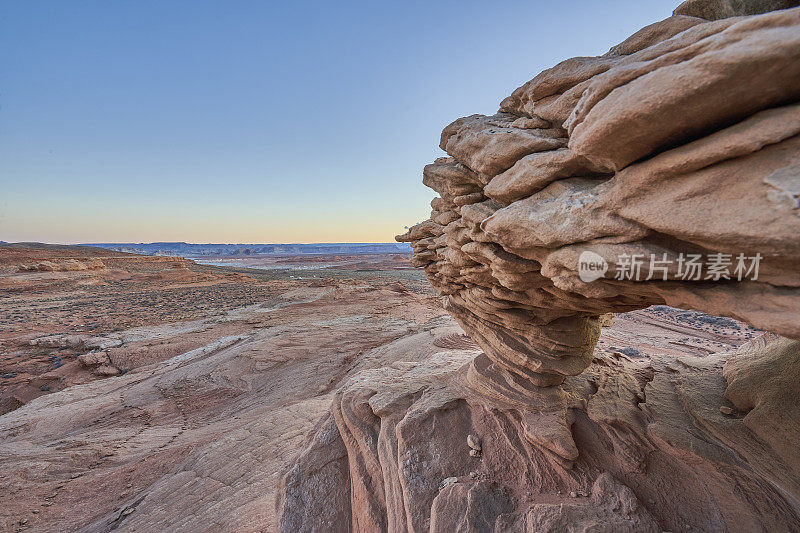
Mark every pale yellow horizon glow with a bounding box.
[0,201,430,245]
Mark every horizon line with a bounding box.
[1,240,408,246]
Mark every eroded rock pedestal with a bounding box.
[278,0,800,530]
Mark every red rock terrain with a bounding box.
[0,244,445,531]
[0,244,271,414]
[0,244,775,532]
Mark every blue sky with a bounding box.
[0,0,677,243]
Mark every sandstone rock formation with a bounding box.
[397,0,800,388]
[279,0,800,530]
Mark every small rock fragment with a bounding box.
[439,476,458,489]
[95,365,121,376]
[466,434,482,451]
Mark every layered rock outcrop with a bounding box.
[397,0,800,388]
[279,0,800,531]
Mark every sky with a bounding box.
[1,0,678,244]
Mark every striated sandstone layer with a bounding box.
[397,0,800,387]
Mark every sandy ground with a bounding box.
[0,246,759,532]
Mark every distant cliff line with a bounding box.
[80,242,412,257]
